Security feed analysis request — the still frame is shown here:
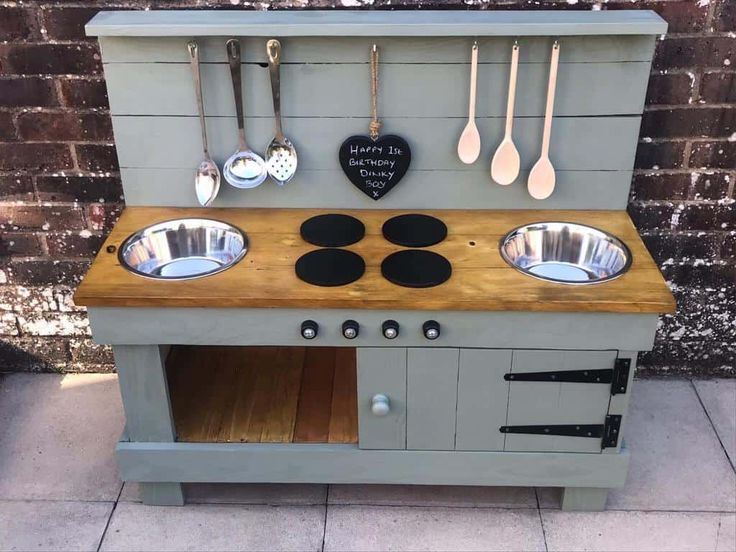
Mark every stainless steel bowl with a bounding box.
[500,222,632,285]
[118,218,248,280]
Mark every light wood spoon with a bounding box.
[528,40,560,200]
[457,41,480,164]
[491,41,520,186]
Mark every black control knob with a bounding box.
[382,320,399,339]
[423,320,441,340]
[342,320,359,339]
[301,320,318,340]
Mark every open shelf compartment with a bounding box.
[166,346,358,444]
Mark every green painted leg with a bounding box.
[561,487,609,511]
[141,482,185,506]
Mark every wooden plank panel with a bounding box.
[118,168,635,210]
[357,348,407,450]
[328,348,358,444]
[99,35,657,64]
[86,10,667,37]
[504,350,617,453]
[406,348,459,450]
[293,347,335,443]
[259,347,305,443]
[104,61,651,118]
[455,349,512,451]
[112,115,640,171]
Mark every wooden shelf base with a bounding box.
[167,346,358,444]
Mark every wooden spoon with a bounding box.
[528,41,560,200]
[491,41,520,186]
[457,41,480,164]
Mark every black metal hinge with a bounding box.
[602,414,622,449]
[499,415,623,450]
[503,358,631,396]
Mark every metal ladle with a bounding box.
[187,41,220,207]
[223,38,267,189]
[265,39,298,185]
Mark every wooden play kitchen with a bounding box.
[77,10,674,510]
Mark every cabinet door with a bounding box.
[357,348,407,450]
[407,348,459,450]
[455,349,511,451]
[504,350,617,453]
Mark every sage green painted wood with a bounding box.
[504,350,617,453]
[99,35,657,64]
[604,351,638,455]
[561,486,610,511]
[119,168,634,210]
[88,308,660,351]
[86,10,667,37]
[115,440,631,488]
[103,61,651,118]
[140,482,185,506]
[112,115,640,171]
[112,345,185,505]
[357,348,407,450]
[406,348,459,451]
[455,349,512,452]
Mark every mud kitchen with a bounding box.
[75,9,674,511]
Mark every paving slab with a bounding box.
[328,484,537,508]
[0,373,124,501]
[100,502,325,551]
[539,379,736,511]
[120,482,327,505]
[324,505,546,551]
[694,379,736,468]
[542,510,736,552]
[0,499,113,552]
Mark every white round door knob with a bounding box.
[371,394,390,416]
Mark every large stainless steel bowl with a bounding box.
[118,218,248,280]
[500,222,632,285]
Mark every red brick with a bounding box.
[58,78,109,109]
[630,173,690,201]
[634,141,685,169]
[0,175,34,201]
[0,233,45,256]
[69,339,114,365]
[0,112,17,141]
[17,112,113,142]
[722,233,736,258]
[0,78,58,108]
[660,262,736,289]
[642,232,721,264]
[700,72,736,104]
[0,143,73,171]
[714,0,735,32]
[18,312,90,337]
[7,259,89,287]
[677,203,734,231]
[0,8,40,41]
[46,232,105,258]
[627,202,677,231]
[689,141,736,169]
[0,205,85,232]
[0,337,71,372]
[689,172,732,200]
[76,144,119,172]
[85,202,123,232]
[641,107,736,138]
[646,73,694,106]
[654,37,735,70]
[41,8,104,41]
[0,43,102,76]
[36,176,123,202]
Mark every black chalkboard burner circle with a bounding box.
[338,44,411,201]
[300,214,365,247]
[295,248,366,287]
[382,213,448,247]
[381,250,452,288]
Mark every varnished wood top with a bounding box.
[74,207,676,313]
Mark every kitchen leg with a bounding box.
[113,345,184,506]
[561,487,609,511]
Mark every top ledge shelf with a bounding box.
[86,10,667,38]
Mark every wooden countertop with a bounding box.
[74,207,676,313]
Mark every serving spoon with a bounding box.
[457,41,481,165]
[223,38,268,189]
[491,41,520,186]
[265,39,298,185]
[187,41,220,207]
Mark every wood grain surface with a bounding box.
[74,207,676,313]
[168,346,358,444]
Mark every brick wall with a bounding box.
[0,0,733,376]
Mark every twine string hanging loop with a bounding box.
[369,44,382,141]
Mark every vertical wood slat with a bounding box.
[406,348,460,451]
[259,347,305,443]
[329,348,359,444]
[293,347,336,443]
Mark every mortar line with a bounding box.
[691,380,736,473]
[95,482,124,552]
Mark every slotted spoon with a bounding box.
[265,39,298,185]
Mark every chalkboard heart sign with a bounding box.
[339,135,411,201]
